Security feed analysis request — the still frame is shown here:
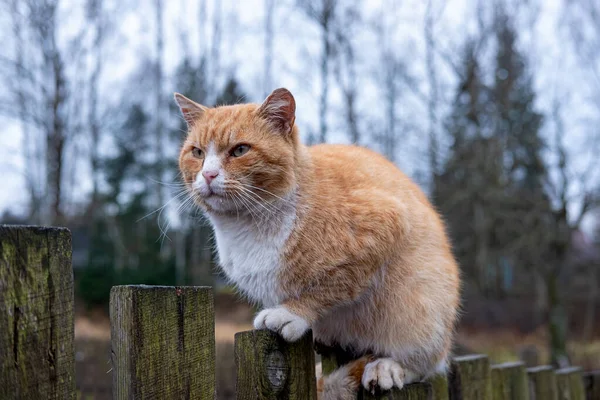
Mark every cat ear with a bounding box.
[174,93,208,127]
[257,88,296,135]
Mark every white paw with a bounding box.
[253,306,310,342]
[362,358,405,393]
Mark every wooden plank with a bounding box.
[584,371,600,400]
[556,367,585,400]
[0,225,75,399]
[427,374,449,400]
[110,285,215,399]
[491,361,529,400]
[449,354,493,400]
[361,382,432,400]
[235,329,317,399]
[528,365,558,400]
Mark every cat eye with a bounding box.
[231,144,251,157]
[191,147,203,159]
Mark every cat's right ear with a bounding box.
[257,88,296,135]
[174,93,208,127]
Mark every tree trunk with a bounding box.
[11,0,41,223]
[341,40,359,144]
[318,20,330,144]
[474,201,490,292]
[384,59,397,162]
[546,270,570,368]
[210,0,222,102]
[175,227,187,285]
[425,0,439,178]
[154,0,164,208]
[583,265,598,341]
[189,225,214,286]
[47,51,66,225]
[88,0,104,214]
[263,0,275,97]
[545,209,572,367]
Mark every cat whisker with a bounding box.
[236,192,272,221]
[157,190,197,244]
[137,188,190,223]
[236,182,293,204]
[232,192,268,235]
[234,187,281,217]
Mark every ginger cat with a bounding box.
[175,88,460,399]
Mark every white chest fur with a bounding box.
[208,207,296,307]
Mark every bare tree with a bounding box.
[197,0,207,60]
[370,3,409,163]
[333,2,361,144]
[542,95,600,366]
[0,1,99,224]
[547,0,600,365]
[297,0,338,143]
[381,55,402,162]
[424,0,447,177]
[7,0,42,222]
[563,0,600,106]
[86,0,105,211]
[11,0,70,224]
[210,0,223,102]
[263,0,275,97]
[153,0,165,207]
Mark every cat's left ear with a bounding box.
[174,93,208,127]
[257,88,296,135]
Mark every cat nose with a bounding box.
[202,170,219,184]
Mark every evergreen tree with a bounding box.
[215,77,247,106]
[437,13,549,297]
[435,41,506,294]
[437,10,571,365]
[81,102,177,306]
[493,13,545,194]
[173,57,209,112]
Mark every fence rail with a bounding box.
[1,225,599,399]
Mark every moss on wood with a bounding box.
[110,285,215,399]
[235,329,317,399]
[0,225,75,399]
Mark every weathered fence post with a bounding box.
[427,374,450,400]
[110,285,215,399]
[0,226,75,399]
[584,371,600,400]
[491,361,529,400]
[528,365,558,400]
[449,354,493,400]
[235,329,317,399]
[556,367,585,400]
[0,225,75,399]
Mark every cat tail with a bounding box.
[316,356,371,400]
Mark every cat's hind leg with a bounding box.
[361,358,420,393]
[317,356,422,399]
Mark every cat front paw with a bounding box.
[253,306,310,342]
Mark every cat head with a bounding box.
[176,88,300,214]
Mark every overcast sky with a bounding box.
[0,0,597,231]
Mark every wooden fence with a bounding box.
[1,225,599,399]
